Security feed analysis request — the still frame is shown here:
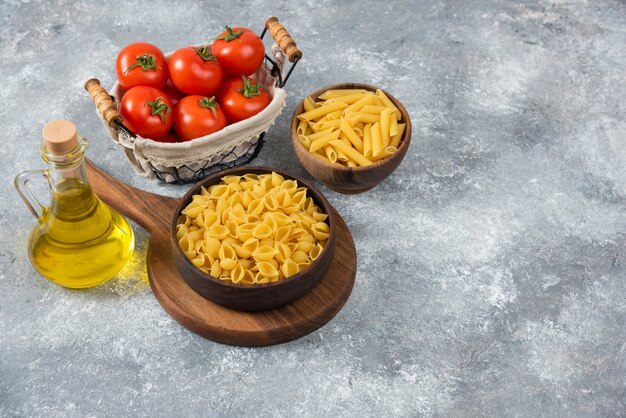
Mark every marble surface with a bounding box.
[1,0,625,416]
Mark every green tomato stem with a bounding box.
[215,25,243,42]
[237,75,262,98]
[196,46,217,61]
[144,96,170,125]
[124,54,157,73]
[199,96,218,117]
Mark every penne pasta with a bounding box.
[297,119,309,136]
[371,95,385,106]
[389,123,405,149]
[318,89,367,99]
[303,96,316,112]
[329,140,373,166]
[370,122,382,158]
[309,130,341,153]
[376,89,401,119]
[319,119,342,130]
[312,151,339,166]
[348,112,379,124]
[325,110,343,120]
[297,89,405,167]
[344,112,361,125]
[343,95,373,115]
[324,145,338,163]
[306,128,335,141]
[372,146,397,161]
[380,108,392,148]
[360,105,388,115]
[363,123,372,158]
[324,93,368,105]
[298,101,348,121]
[335,147,350,162]
[389,114,398,136]
[298,135,312,150]
[340,118,364,153]
[312,117,331,131]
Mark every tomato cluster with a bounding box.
[115,26,271,142]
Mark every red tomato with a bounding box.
[152,132,179,143]
[162,78,185,107]
[173,95,228,141]
[218,76,271,123]
[168,46,223,95]
[212,26,265,76]
[119,86,173,139]
[116,42,167,90]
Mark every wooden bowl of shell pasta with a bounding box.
[171,166,337,311]
[291,83,411,193]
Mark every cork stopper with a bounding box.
[42,120,78,154]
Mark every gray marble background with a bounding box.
[1,0,625,416]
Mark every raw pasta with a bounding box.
[297,89,405,167]
[177,173,330,285]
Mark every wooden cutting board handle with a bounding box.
[85,159,178,234]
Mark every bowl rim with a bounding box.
[170,165,337,289]
[290,82,412,172]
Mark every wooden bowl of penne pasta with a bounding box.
[291,83,411,193]
[171,166,337,311]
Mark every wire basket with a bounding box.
[85,17,301,184]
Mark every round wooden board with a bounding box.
[147,207,356,347]
[84,160,357,347]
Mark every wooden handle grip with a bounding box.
[265,17,302,62]
[86,159,178,234]
[84,78,122,128]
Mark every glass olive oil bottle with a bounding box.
[15,120,134,288]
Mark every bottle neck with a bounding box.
[44,143,102,220]
[47,157,90,194]
[41,136,91,195]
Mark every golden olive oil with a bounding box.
[15,119,134,288]
[28,178,134,288]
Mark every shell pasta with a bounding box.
[176,172,330,284]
